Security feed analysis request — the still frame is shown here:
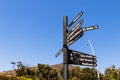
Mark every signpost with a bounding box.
[67,11,83,29]
[67,19,83,37]
[55,48,63,57]
[67,28,84,46]
[63,16,68,80]
[55,11,99,80]
[83,25,98,31]
[68,49,97,67]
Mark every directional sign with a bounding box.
[68,49,97,67]
[69,60,97,67]
[67,28,84,46]
[67,19,83,38]
[55,11,99,80]
[83,25,98,31]
[68,49,96,59]
[67,11,83,29]
[81,62,97,67]
[55,48,63,57]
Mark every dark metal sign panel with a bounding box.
[67,29,84,46]
[69,50,96,58]
[68,60,97,67]
[81,62,97,67]
[68,49,97,67]
[55,48,63,57]
[67,19,83,38]
[67,11,83,29]
[83,25,98,31]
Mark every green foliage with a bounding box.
[69,77,78,80]
[10,62,120,80]
[0,74,18,80]
[36,64,59,80]
[104,65,120,80]
[17,76,32,80]
[15,63,60,80]
[69,66,82,79]
[59,66,99,80]
[81,67,97,80]
[105,65,120,80]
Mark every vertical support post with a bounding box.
[88,40,100,80]
[63,16,68,80]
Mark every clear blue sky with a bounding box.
[0,0,120,73]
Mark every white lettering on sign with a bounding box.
[67,26,79,39]
[70,53,73,57]
[70,57,73,60]
[72,20,83,31]
[85,59,93,62]
[81,54,85,57]
[93,60,96,62]
[69,30,79,40]
[73,12,83,22]
[85,55,93,58]
[69,29,83,40]
[82,62,93,66]
[79,58,84,61]
[67,11,83,29]
[67,41,74,46]
[67,20,83,39]
[82,25,98,31]
[55,48,63,57]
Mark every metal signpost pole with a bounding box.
[63,16,68,80]
[55,12,98,80]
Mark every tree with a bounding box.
[69,66,82,79]
[80,67,98,80]
[11,61,16,70]
[37,64,59,80]
[104,65,120,80]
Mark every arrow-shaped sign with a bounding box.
[67,19,83,39]
[67,28,84,46]
[67,11,83,29]
[83,25,98,31]
[55,48,63,57]
[68,49,97,66]
[68,49,96,59]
